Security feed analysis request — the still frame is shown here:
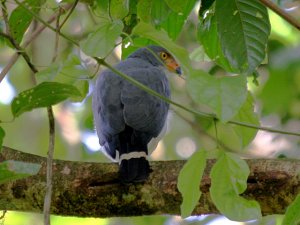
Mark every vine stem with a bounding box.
[259,0,300,30]
[96,58,300,137]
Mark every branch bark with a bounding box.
[0,146,299,218]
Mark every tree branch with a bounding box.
[0,146,299,218]
[259,0,300,31]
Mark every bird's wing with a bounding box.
[93,63,170,158]
[92,69,125,158]
[120,67,170,137]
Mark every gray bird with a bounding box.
[92,45,181,183]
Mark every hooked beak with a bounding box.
[165,58,182,75]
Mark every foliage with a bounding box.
[282,194,300,225]
[210,152,261,221]
[11,82,82,117]
[0,0,299,224]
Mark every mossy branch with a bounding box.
[0,146,299,218]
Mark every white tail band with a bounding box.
[119,152,148,165]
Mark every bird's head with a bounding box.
[128,45,182,75]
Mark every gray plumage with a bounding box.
[92,46,177,182]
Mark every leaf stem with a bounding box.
[228,120,299,136]
[95,57,300,137]
[259,0,300,30]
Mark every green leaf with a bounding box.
[81,20,124,58]
[132,21,191,74]
[121,37,154,59]
[207,92,260,151]
[11,82,82,117]
[0,160,41,184]
[137,0,196,40]
[198,11,236,73]
[282,194,300,225]
[177,150,207,218]
[187,71,248,122]
[150,0,172,26]
[231,92,259,147]
[210,152,261,221]
[215,0,270,74]
[35,64,61,82]
[259,47,300,117]
[0,127,5,152]
[8,0,45,44]
[164,0,186,13]
[189,46,210,62]
[208,123,243,152]
[36,55,90,101]
[137,0,152,23]
[160,0,197,40]
[110,0,129,19]
[137,0,173,28]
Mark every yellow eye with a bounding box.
[160,52,168,60]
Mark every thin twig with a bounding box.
[1,5,58,225]
[213,118,219,149]
[59,0,79,28]
[173,110,233,153]
[0,1,38,73]
[42,9,60,225]
[43,3,78,223]
[51,8,62,63]
[1,0,10,33]
[0,33,38,73]
[85,4,97,25]
[14,0,78,46]
[43,3,79,224]
[43,106,55,225]
[0,210,6,220]
[259,0,300,30]
[0,3,74,83]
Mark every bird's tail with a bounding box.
[118,127,152,183]
[119,151,151,183]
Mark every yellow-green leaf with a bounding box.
[210,152,261,221]
[81,20,123,58]
[178,150,207,218]
[187,71,248,122]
